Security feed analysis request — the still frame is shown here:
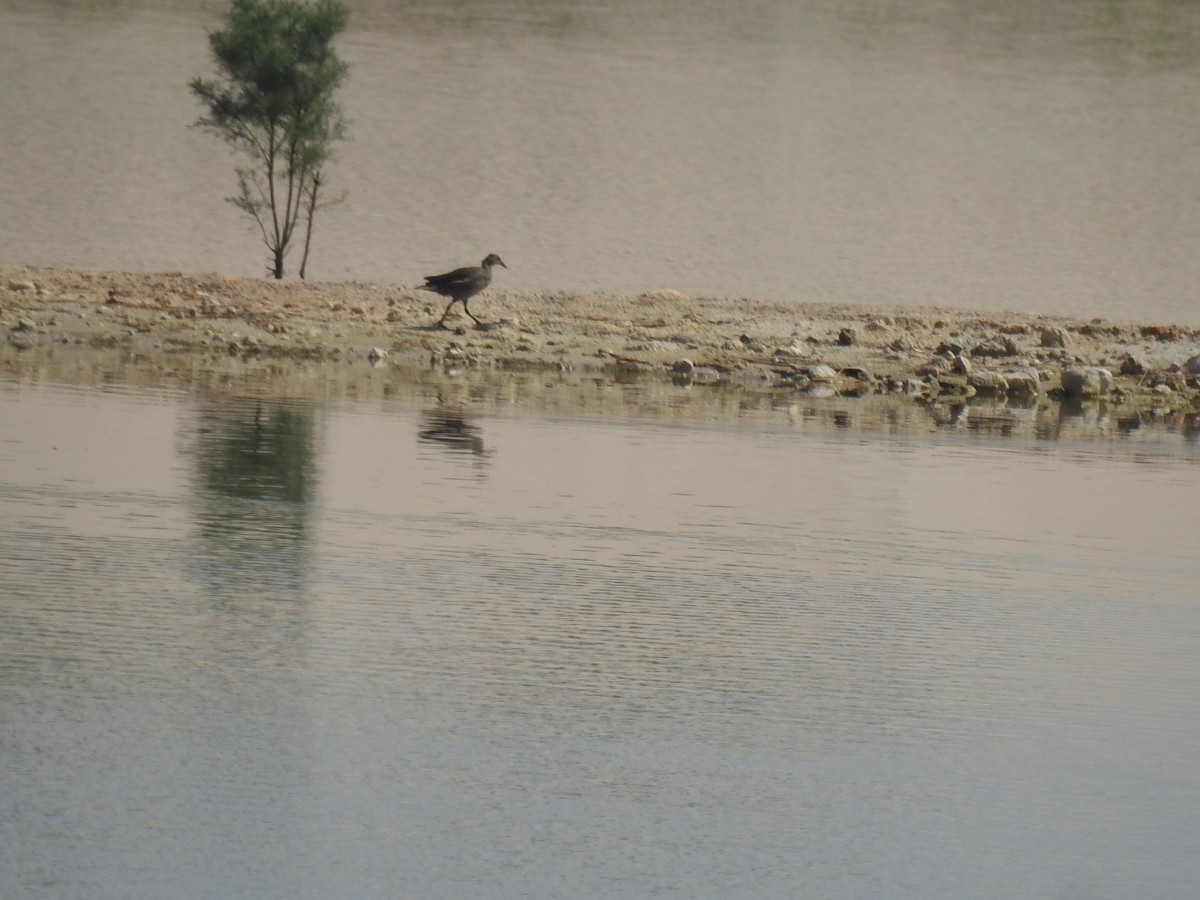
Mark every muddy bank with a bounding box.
[4,264,1200,440]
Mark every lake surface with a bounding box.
[3,0,1200,321]
[2,372,1199,898]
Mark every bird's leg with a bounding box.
[436,298,458,328]
[463,300,482,326]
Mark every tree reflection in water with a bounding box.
[186,397,318,599]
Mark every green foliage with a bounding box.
[190,0,349,279]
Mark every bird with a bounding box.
[420,254,507,328]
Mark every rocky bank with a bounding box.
[4,264,1200,438]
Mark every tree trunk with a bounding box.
[272,246,285,279]
[298,172,321,280]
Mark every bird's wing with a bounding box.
[423,266,477,288]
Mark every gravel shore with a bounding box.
[4,264,1200,438]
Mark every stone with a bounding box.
[917,354,953,376]
[837,327,856,346]
[367,347,388,363]
[934,374,970,393]
[1185,354,1200,376]
[774,341,805,358]
[1039,326,1069,348]
[739,334,767,353]
[803,363,838,381]
[8,279,36,293]
[968,370,1009,393]
[1061,366,1113,397]
[1150,370,1188,392]
[1119,355,1148,377]
[952,353,972,375]
[1004,368,1041,397]
[672,358,695,375]
[972,336,1019,358]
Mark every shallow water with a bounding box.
[2,375,1199,898]
[2,0,1200,321]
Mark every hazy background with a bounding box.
[2,0,1199,321]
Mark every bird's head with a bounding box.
[483,254,507,269]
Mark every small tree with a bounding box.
[190,0,349,279]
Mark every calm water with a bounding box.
[3,0,1200,321]
[1,374,1199,898]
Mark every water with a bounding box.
[2,374,1199,898]
[3,0,1200,320]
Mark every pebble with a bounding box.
[672,358,695,375]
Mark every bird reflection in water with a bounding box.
[418,408,488,456]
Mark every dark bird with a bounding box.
[420,253,507,328]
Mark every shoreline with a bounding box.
[4,264,1200,439]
